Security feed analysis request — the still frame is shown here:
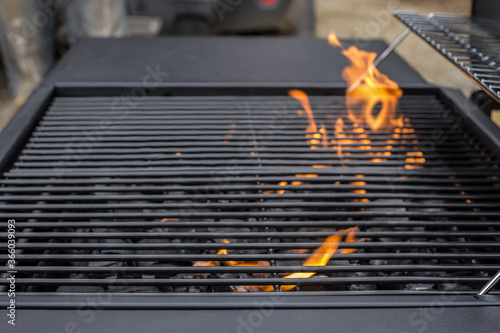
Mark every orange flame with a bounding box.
[193,239,239,267]
[328,30,343,48]
[334,118,345,161]
[342,47,402,131]
[289,89,317,133]
[289,89,332,150]
[234,227,359,292]
[328,30,402,131]
[161,218,179,222]
[279,234,342,291]
[319,123,329,148]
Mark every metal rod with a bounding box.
[346,28,411,93]
[477,269,500,296]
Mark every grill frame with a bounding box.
[2,84,500,332]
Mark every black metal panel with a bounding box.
[43,37,427,87]
[472,0,500,18]
[2,300,500,333]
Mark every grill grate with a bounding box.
[1,93,500,294]
[395,11,500,102]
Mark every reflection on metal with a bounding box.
[477,269,500,296]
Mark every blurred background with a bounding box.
[0,0,480,132]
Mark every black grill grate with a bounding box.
[1,93,500,293]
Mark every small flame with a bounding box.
[289,89,317,133]
[328,30,342,48]
[279,234,341,291]
[328,30,403,132]
[161,218,179,222]
[290,89,332,150]
[319,123,329,148]
[193,239,239,267]
[295,174,318,178]
[339,227,359,254]
[334,118,345,161]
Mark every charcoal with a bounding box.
[57,286,106,293]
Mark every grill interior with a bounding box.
[1,91,499,294]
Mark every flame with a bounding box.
[334,118,346,161]
[290,89,331,150]
[234,227,359,292]
[193,239,239,267]
[161,218,179,222]
[339,226,359,254]
[328,30,402,132]
[328,31,343,48]
[295,174,318,178]
[342,47,402,131]
[289,89,317,133]
[319,123,329,148]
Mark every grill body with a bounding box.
[1,38,500,332]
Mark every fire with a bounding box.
[278,234,342,291]
[295,174,318,178]
[160,218,179,222]
[290,89,330,150]
[193,239,247,267]
[328,31,342,48]
[319,123,329,148]
[233,227,359,292]
[327,31,403,131]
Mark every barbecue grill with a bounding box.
[1,37,500,332]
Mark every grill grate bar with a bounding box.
[6,168,500,177]
[3,201,500,210]
[2,265,498,273]
[0,277,491,287]
[8,253,500,261]
[2,211,499,219]
[3,239,500,247]
[2,193,498,201]
[8,220,500,228]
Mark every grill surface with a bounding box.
[1,92,500,294]
[396,11,500,102]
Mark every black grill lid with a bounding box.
[43,38,427,87]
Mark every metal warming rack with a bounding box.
[395,11,500,103]
[1,36,500,332]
